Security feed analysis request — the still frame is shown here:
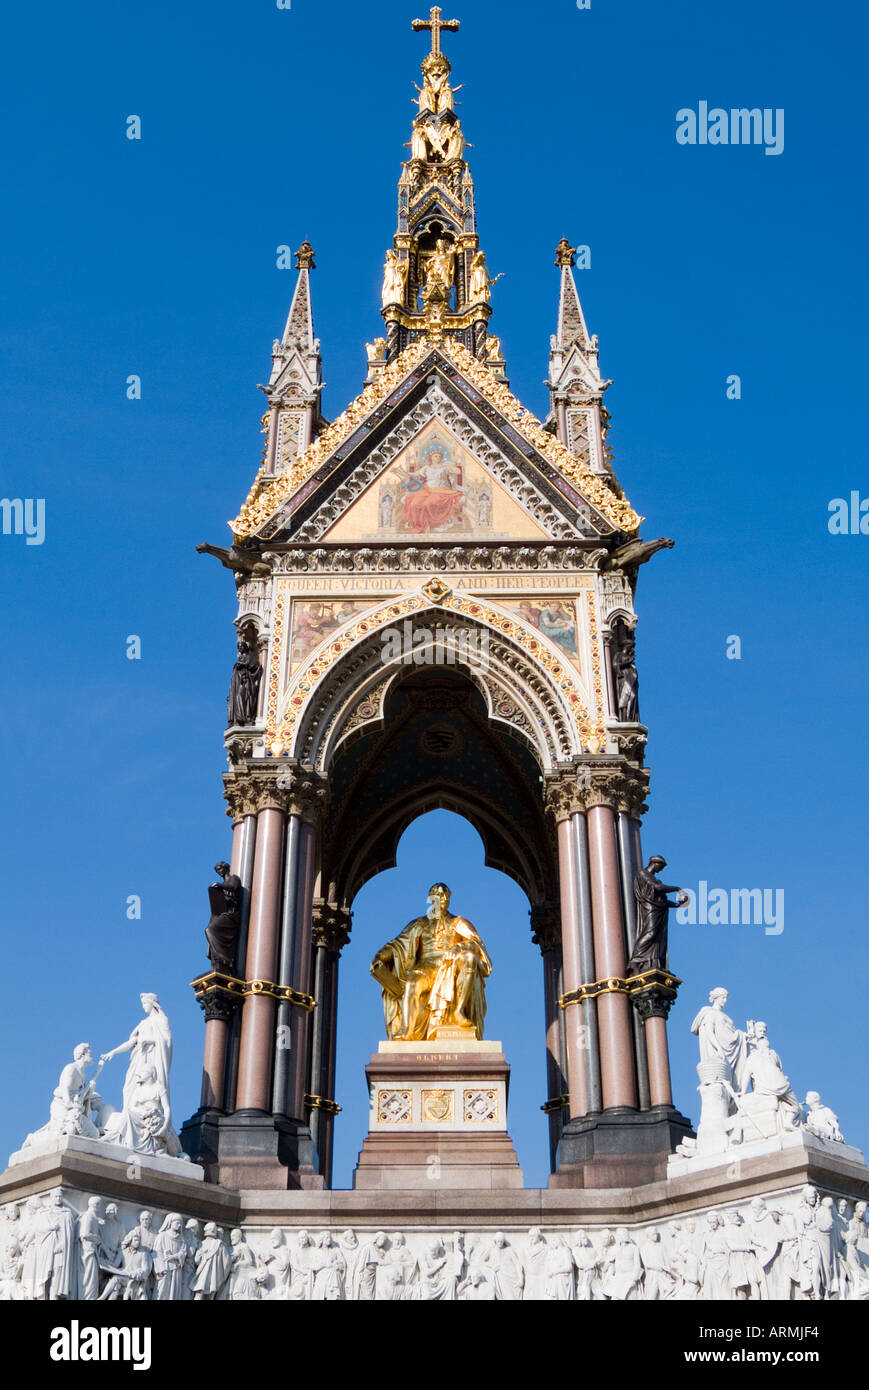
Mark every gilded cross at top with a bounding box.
[412,6,460,58]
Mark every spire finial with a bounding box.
[412,6,460,59]
[555,238,577,268]
[295,241,315,271]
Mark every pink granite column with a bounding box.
[557,817,590,1119]
[288,822,317,1118]
[587,803,638,1110]
[645,1015,673,1107]
[235,806,286,1111]
[200,1017,230,1109]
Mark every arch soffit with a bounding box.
[334,782,551,910]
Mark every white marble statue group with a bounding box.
[2,1187,867,1301]
[20,994,186,1163]
[678,987,845,1160]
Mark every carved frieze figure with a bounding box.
[205,861,242,975]
[227,635,261,726]
[384,1231,416,1298]
[99,1228,151,1302]
[262,1228,291,1301]
[571,1230,598,1301]
[192,1223,230,1301]
[417,1236,463,1300]
[311,1231,346,1301]
[690,987,751,1092]
[611,620,639,722]
[22,1190,77,1301]
[99,994,185,1159]
[371,882,492,1041]
[229,1229,264,1301]
[181,1219,202,1301]
[523,1227,548,1301]
[289,1229,316,1301]
[626,856,688,977]
[699,1211,730,1300]
[153,1214,187,1302]
[483,1232,524,1301]
[544,1234,575,1301]
[804,1090,844,1143]
[603,1228,643,1301]
[78,1197,103,1300]
[381,249,408,308]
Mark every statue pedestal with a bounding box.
[353,1040,524,1190]
[7,1134,204,1182]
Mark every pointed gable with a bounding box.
[232,340,640,542]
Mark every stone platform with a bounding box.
[354,1038,523,1190]
[3,1137,869,1300]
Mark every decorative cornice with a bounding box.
[270,541,598,575]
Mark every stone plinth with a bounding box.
[353,1039,524,1190]
[8,1134,203,1182]
[667,1125,867,1180]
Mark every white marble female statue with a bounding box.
[690,987,750,1091]
[99,994,184,1158]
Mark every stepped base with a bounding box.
[353,1039,524,1190]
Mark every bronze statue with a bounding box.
[612,621,639,723]
[205,862,242,974]
[227,636,262,726]
[626,857,688,977]
[371,883,491,1041]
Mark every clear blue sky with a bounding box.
[1,0,867,1190]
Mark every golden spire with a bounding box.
[411,6,460,58]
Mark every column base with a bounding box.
[180,1107,224,1182]
[181,1108,325,1191]
[550,1105,694,1188]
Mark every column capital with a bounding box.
[223,763,330,823]
[530,902,560,954]
[544,758,648,820]
[311,899,352,954]
[628,972,680,1021]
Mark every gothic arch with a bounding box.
[282,594,597,771]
